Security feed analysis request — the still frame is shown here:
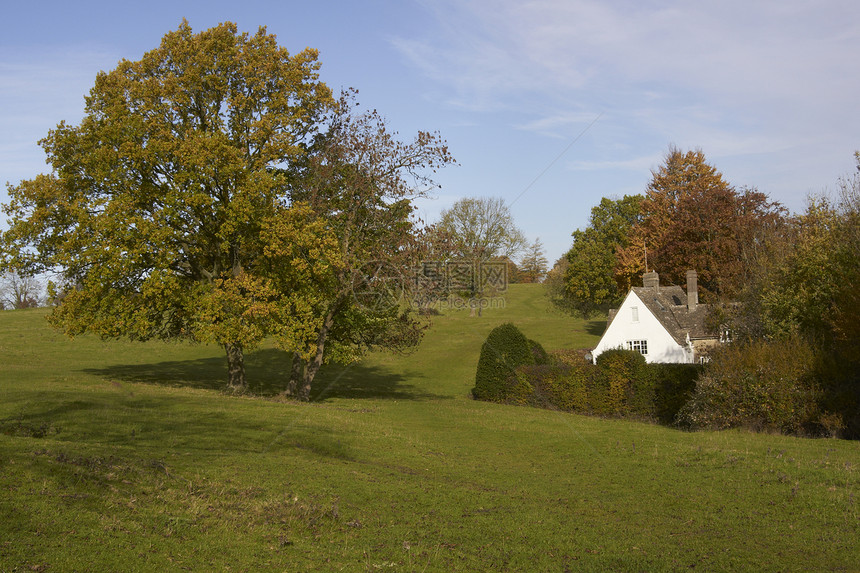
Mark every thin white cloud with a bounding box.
[403,0,859,217]
[567,154,664,173]
[515,111,601,138]
[395,0,860,118]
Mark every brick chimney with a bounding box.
[686,270,698,311]
[643,271,660,293]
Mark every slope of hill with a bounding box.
[1,285,857,571]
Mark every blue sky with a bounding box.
[2,0,858,264]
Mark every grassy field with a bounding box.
[1,284,857,572]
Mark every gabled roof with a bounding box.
[629,285,714,346]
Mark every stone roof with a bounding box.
[630,285,715,347]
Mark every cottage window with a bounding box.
[626,340,648,355]
[631,306,639,323]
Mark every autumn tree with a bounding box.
[0,21,335,390]
[615,148,783,300]
[261,95,455,400]
[543,256,570,311]
[405,223,459,311]
[831,154,860,360]
[558,195,642,317]
[737,157,860,355]
[518,238,548,283]
[500,256,522,284]
[686,154,860,438]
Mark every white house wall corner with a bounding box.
[592,291,692,364]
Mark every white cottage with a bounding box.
[591,270,718,364]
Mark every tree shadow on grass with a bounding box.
[83,354,234,393]
[3,389,358,461]
[83,348,448,402]
[585,320,607,337]
[308,361,450,402]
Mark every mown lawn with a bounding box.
[1,284,857,571]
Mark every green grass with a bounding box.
[1,284,857,571]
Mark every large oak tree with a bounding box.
[1,21,336,389]
[2,24,455,397]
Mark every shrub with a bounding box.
[518,353,592,412]
[548,349,588,367]
[678,335,823,434]
[651,364,702,425]
[528,338,550,365]
[593,349,653,416]
[472,323,535,402]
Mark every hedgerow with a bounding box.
[678,335,832,435]
[528,338,550,365]
[473,324,849,438]
[475,340,699,424]
[519,358,591,412]
[650,364,700,425]
[592,349,654,415]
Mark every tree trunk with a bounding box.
[286,353,304,397]
[224,342,247,391]
[469,297,480,317]
[293,309,337,401]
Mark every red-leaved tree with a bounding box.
[615,148,784,300]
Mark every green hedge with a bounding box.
[593,349,654,415]
[472,323,535,402]
[528,338,550,365]
[520,362,591,412]
[473,328,850,438]
[651,364,700,425]
[678,336,832,435]
[477,346,702,424]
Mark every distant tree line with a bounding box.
[409,197,547,316]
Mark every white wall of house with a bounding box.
[592,290,693,364]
